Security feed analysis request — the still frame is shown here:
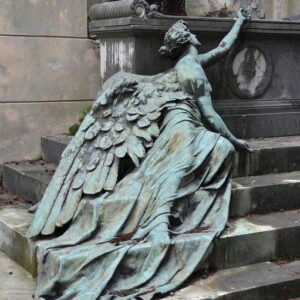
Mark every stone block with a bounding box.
[2,162,54,204]
[41,136,71,165]
[166,260,300,300]
[0,36,99,103]
[232,171,300,218]
[99,36,137,86]
[0,0,88,37]
[0,251,35,300]
[0,206,36,276]
[234,136,300,177]
[0,101,93,163]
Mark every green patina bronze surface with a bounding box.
[28,9,250,300]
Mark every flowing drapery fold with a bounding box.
[35,99,234,299]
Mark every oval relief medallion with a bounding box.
[227,46,273,99]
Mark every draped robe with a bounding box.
[33,70,235,300]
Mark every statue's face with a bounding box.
[190,33,201,47]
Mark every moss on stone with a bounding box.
[68,105,92,136]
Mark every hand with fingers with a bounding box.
[233,139,253,152]
[235,8,251,22]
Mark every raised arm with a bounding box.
[198,9,248,67]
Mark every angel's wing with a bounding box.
[27,70,188,238]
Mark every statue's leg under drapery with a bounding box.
[35,106,234,300]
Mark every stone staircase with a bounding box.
[1,135,300,299]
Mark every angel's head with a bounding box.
[159,20,201,60]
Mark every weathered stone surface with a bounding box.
[186,0,300,20]
[99,36,136,86]
[2,205,300,278]
[232,171,300,218]
[0,36,99,103]
[234,136,300,177]
[221,112,300,139]
[41,136,71,165]
[2,162,55,204]
[165,260,300,300]
[0,2,99,163]
[0,250,35,300]
[210,210,300,270]
[0,206,36,276]
[0,0,88,37]
[0,101,92,163]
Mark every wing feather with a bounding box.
[115,144,127,158]
[28,71,186,238]
[127,144,140,167]
[83,153,107,195]
[80,114,96,131]
[99,136,113,150]
[133,126,152,143]
[41,185,70,235]
[27,130,86,238]
[147,123,160,138]
[137,118,151,128]
[85,121,101,140]
[41,157,86,235]
[105,152,114,166]
[104,157,119,191]
[128,136,146,159]
[56,187,83,227]
[114,131,128,146]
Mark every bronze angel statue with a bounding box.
[28,9,250,300]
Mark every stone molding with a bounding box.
[89,0,161,20]
[90,17,300,38]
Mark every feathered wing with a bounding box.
[27,70,188,238]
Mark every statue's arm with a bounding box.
[198,9,247,67]
[196,94,251,151]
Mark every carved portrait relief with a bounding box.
[227,46,273,99]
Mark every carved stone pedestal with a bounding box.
[89,3,300,138]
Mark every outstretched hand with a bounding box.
[234,139,253,152]
[236,8,251,22]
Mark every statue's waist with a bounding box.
[166,99,202,123]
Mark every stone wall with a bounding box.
[186,0,300,20]
[0,0,100,163]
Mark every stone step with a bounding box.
[232,171,300,218]
[1,205,300,278]
[0,250,35,300]
[165,260,300,300]
[0,205,36,276]
[2,161,55,205]
[3,161,300,218]
[41,135,300,178]
[41,135,71,165]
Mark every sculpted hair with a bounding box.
[159,20,192,60]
